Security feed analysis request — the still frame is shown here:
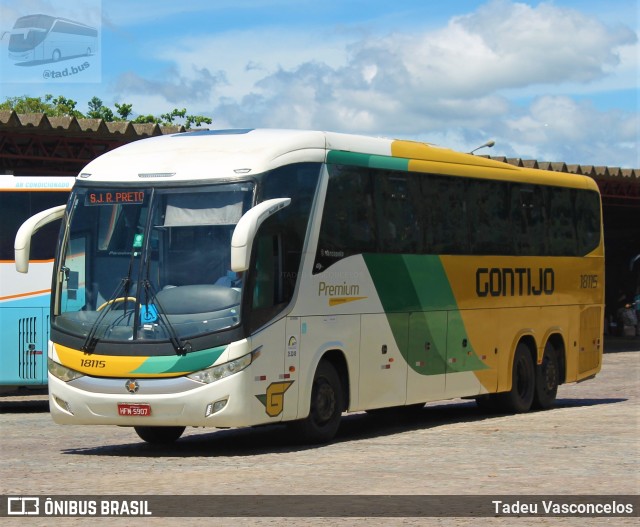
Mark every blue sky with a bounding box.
[0,0,638,167]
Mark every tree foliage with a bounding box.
[0,94,212,129]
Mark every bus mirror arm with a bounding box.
[14,204,66,273]
[231,198,291,272]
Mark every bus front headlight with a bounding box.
[48,358,84,382]
[187,350,257,384]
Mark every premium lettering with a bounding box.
[318,281,360,296]
[476,267,554,297]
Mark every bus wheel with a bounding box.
[288,361,343,444]
[498,343,535,413]
[533,342,559,409]
[52,49,61,61]
[134,426,185,444]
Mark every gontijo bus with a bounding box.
[1,175,73,392]
[14,129,604,444]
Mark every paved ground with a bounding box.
[0,338,638,526]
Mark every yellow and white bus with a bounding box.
[15,129,604,444]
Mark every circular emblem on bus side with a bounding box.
[125,379,139,394]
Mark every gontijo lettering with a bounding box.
[476,267,555,297]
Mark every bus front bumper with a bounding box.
[48,371,272,428]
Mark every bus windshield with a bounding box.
[53,183,255,346]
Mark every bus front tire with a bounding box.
[288,360,343,444]
[134,426,185,444]
[533,342,559,409]
[498,343,535,413]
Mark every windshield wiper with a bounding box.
[82,231,139,354]
[141,279,191,356]
[82,276,134,354]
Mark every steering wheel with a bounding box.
[96,297,137,311]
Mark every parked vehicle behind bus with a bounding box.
[1,175,73,393]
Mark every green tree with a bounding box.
[114,102,133,120]
[48,95,84,117]
[0,94,82,117]
[86,96,115,121]
[1,94,212,128]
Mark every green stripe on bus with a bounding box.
[132,345,226,375]
[363,254,487,374]
[327,151,409,171]
[363,254,456,312]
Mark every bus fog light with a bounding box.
[205,399,228,417]
[53,395,73,415]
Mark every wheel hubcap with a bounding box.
[313,379,336,424]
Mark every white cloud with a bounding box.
[111,0,639,166]
[501,95,639,166]
[114,66,226,106]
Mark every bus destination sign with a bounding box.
[86,191,145,205]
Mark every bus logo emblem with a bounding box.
[256,381,294,417]
[125,379,139,394]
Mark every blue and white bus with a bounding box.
[5,14,97,64]
[0,175,73,393]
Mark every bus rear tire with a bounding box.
[134,426,185,444]
[533,342,559,409]
[497,343,535,413]
[288,360,343,444]
[52,49,61,61]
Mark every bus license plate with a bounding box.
[117,403,151,416]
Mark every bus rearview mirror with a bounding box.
[231,198,291,273]
[14,204,66,273]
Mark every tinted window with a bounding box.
[546,187,578,256]
[374,171,421,253]
[315,165,375,273]
[424,175,469,254]
[467,179,512,254]
[314,164,601,271]
[249,163,322,330]
[512,185,546,256]
[576,190,601,255]
[0,191,68,260]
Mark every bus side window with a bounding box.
[250,162,321,329]
[468,179,512,255]
[513,185,546,256]
[546,187,578,256]
[248,225,283,333]
[252,234,278,310]
[374,171,420,253]
[315,165,376,272]
[575,190,601,255]
[429,176,468,254]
